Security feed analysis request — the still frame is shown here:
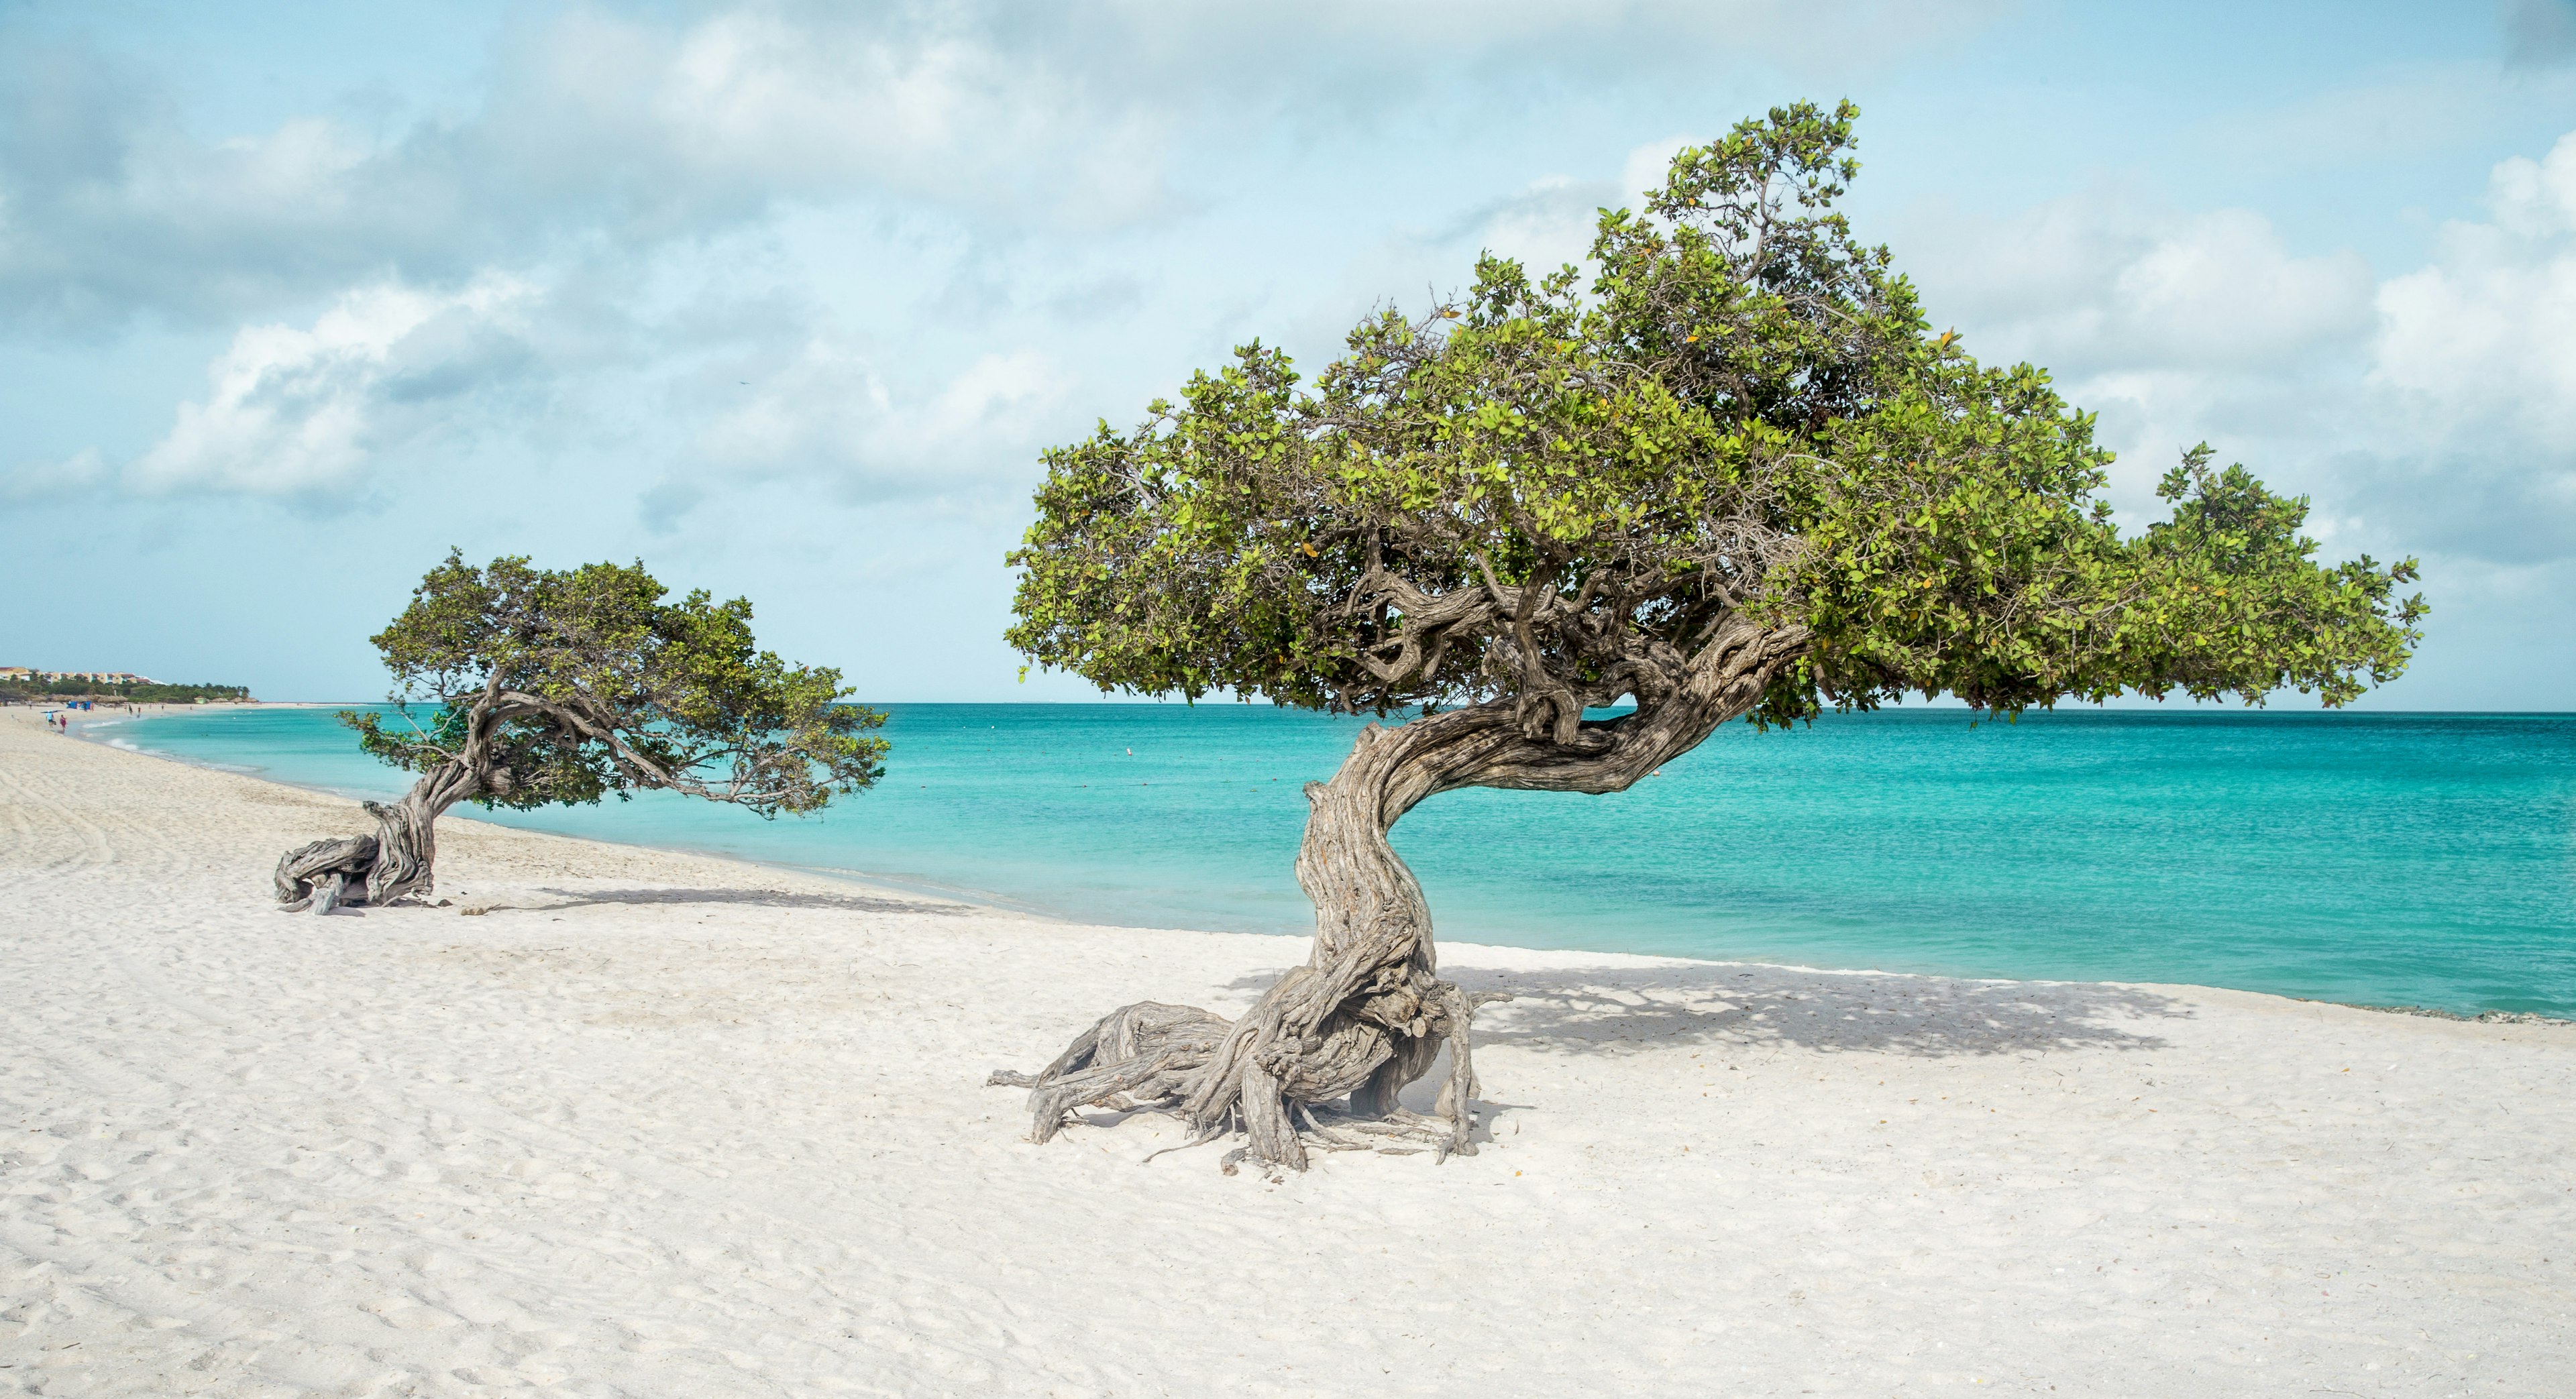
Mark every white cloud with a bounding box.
[0,9,1171,330]
[127,277,535,495]
[1474,179,1618,279]
[2373,130,2576,441]
[0,1,2023,331]
[2,446,108,501]
[2112,212,2375,364]
[2352,129,2576,564]
[693,341,1071,502]
[1617,134,1695,210]
[484,5,1180,232]
[923,349,1070,439]
[2490,129,2576,232]
[1906,193,2375,378]
[70,228,1078,512]
[1900,128,2576,572]
[1892,190,2379,524]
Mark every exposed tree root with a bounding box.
[274,767,468,911]
[274,834,376,913]
[988,983,1510,1176]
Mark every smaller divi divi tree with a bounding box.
[274,551,886,913]
[996,102,2425,1174]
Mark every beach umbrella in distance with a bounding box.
[991,101,2424,1176]
[272,551,885,913]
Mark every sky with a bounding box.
[3,0,2573,708]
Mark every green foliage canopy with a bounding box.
[347,551,885,816]
[1008,101,2423,732]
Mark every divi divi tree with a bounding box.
[274,551,887,913]
[996,103,2423,1173]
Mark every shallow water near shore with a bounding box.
[93,703,2576,1017]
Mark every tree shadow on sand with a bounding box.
[1036,960,2188,1160]
[1221,959,2187,1061]
[511,886,967,916]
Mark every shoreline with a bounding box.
[4,701,2571,1393]
[2315,998,2573,1027]
[70,708,1081,926]
[71,704,2576,1027]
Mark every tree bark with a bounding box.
[273,759,481,912]
[994,615,1811,1172]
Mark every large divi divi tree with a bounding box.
[996,103,2424,1174]
[274,551,887,913]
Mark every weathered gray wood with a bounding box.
[274,834,377,911]
[272,757,480,912]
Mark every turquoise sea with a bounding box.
[87,704,2576,1017]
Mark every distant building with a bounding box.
[20,670,157,684]
[0,667,30,680]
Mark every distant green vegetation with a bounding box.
[2,678,252,704]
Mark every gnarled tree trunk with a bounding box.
[993,616,1810,1172]
[274,760,481,912]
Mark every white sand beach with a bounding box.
[3,707,2569,1396]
